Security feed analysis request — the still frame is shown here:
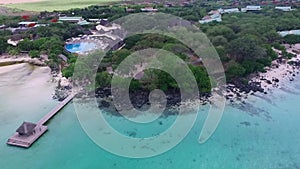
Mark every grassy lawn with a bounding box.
[3,0,119,12]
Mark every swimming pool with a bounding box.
[65,42,98,54]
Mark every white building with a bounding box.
[18,21,37,27]
[58,16,84,23]
[199,14,222,24]
[141,7,158,12]
[223,8,240,14]
[275,6,293,12]
[208,9,221,15]
[241,6,262,12]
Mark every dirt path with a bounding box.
[0,0,43,4]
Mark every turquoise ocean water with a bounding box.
[1,63,300,169]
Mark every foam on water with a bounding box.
[0,64,300,169]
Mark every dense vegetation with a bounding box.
[0,18,89,71]
[1,2,300,93]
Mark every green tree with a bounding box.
[207,25,235,41]
[283,35,300,44]
[227,35,267,62]
[226,62,246,80]
[95,71,112,88]
[18,38,33,52]
[0,37,8,54]
[29,50,40,58]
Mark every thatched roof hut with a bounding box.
[16,122,37,136]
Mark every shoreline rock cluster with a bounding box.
[226,49,300,104]
[2,46,300,116]
[94,87,211,116]
[52,74,72,101]
[76,51,300,117]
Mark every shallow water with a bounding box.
[0,64,300,169]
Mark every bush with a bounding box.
[29,50,40,58]
[18,38,33,52]
[62,64,75,78]
[226,62,246,81]
[283,35,300,44]
[272,43,285,51]
[0,37,8,54]
[241,60,264,75]
[7,46,20,55]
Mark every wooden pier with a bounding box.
[7,94,75,148]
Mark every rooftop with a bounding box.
[16,122,37,136]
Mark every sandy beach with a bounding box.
[0,0,43,4]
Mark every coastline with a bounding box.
[2,43,300,116]
[0,54,73,101]
[0,54,46,66]
[225,44,300,104]
[76,44,300,116]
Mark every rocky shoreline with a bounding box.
[95,59,300,116]
[93,87,211,116]
[71,48,300,116]
[225,45,300,104]
[3,45,300,115]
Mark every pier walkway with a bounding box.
[7,94,75,148]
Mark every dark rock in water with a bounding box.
[100,100,110,108]
[264,92,268,94]
[58,97,65,102]
[232,79,264,94]
[240,121,251,126]
[53,87,69,101]
[273,78,279,83]
[158,121,163,125]
[127,131,137,137]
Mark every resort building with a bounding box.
[77,20,90,26]
[208,9,222,15]
[88,19,109,25]
[58,16,84,23]
[88,19,100,22]
[275,6,293,11]
[18,21,37,27]
[241,6,262,12]
[125,8,135,13]
[95,23,121,32]
[199,14,222,24]
[223,8,240,14]
[7,35,23,46]
[141,7,158,12]
[0,24,6,29]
